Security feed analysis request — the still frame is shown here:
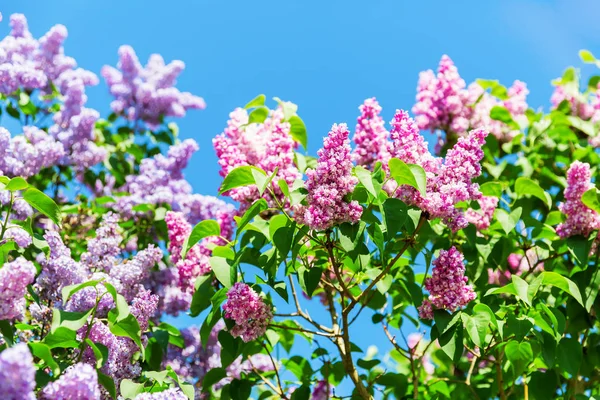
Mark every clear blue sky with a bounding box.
[4,0,600,394]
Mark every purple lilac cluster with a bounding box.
[418,247,476,320]
[101,45,205,129]
[388,110,488,232]
[299,123,363,231]
[5,224,33,247]
[213,107,301,210]
[0,343,36,400]
[0,257,37,320]
[465,195,499,231]
[310,381,331,400]
[0,14,105,173]
[222,282,273,342]
[352,98,389,169]
[0,190,33,220]
[165,321,274,390]
[133,389,188,400]
[41,363,101,400]
[556,161,600,238]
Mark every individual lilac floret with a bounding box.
[352,98,389,169]
[412,55,472,136]
[300,123,362,231]
[101,45,205,129]
[133,388,188,400]
[418,247,476,320]
[213,107,301,210]
[41,363,101,400]
[0,257,37,320]
[311,380,331,400]
[0,343,36,400]
[465,195,499,231]
[556,161,600,238]
[223,283,273,342]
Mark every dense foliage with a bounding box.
[1,10,600,400]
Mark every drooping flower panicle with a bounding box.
[223,283,273,342]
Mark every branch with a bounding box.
[269,323,340,338]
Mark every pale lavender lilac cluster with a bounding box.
[101,45,205,129]
[310,380,331,400]
[556,161,600,238]
[133,389,188,400]
[213,107,301,210]
[41,363,101,400]
[223,282,273,342]
[388,110,488,232]
[0,14,106,173]
[165,321,274,390]
[0,257,37,320]
[418,247,476,320]
[299,123,362,231]
[0,343,36,400]
[352,98,389,169]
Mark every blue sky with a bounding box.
[3,0,600,394]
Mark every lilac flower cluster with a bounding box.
[5,224,33,247]
[299,123,362,231]
[418,247,476,320]
[488,249,544,286]
[550,83,595,120]
[223,283,273,342]
[412,55,528,146]
[388,110,488,231]
[134,389,188,400]
[165,321,274,390]
[213,107,301,210]
[0,257,37,320]
[407,333,435,375]
[465,195,499,231]
[0,190,33,220]
[352,98,389,169]
[101,45,205,129]
[0,344,36,400]
[556,161,600,238]
[0,14,105,172]
[41,363,101,400]
[311,380,331,400]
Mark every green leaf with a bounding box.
[62,280,101,302]
[23,187,61,225]
[6,177,28,191]
[218,330,244,368]
[229,379,252,400]
[44,327,80,349]
[480,181,504,198]
[512,275,531,307]
[203,368,227,391]
[581,188,600,213]
[28,343,60,375]
[248,106,269,124]
[388,158,426,195]
[98,371,117,399]
[383,198,407,240]
[301,266,324,297]
[531,271,584,307]
[210,256,234,288]
[0,320,14,346]
[103,282,131,322]
[235,198,268,235]
[490,106,519,130]
[556,337,582,375]
[289,115,308,149]
[84,339,109,369]
[51,309,93,333]
[244,94,266,109]
[119,379,145,399]
[505,340,533,375]
[494,207,522,235]
[219,166,266,195]
[109,314,143,354]
[190,275,215,317]
[354,166,379,198]
[579,49,597,63]
[181,220,221,259]
[515,177,552,208]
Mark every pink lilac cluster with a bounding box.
[407,333,435,375]
[41,363,101,400]
[310,380,331,400]
[0,257,37,320]
[412,55,472,136]
[0,126,64,178]
[299,123,362,231]
[592,83,600,124]
[388,110,488,232]
[469,80,529,142]
[352,98,389,169]
[0,14,105,172]
[550,83,595,120]
[110,139,235,225]
[418,247,476,320]
[101,45,205,129]
[133,389,188,400]
[465,196,499,231]
[556,161,600,238]
[213,107,301,210]
[0,343,36,400]
[223,283,273,342]
[165,321,274,389]
[488,249,544,286]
